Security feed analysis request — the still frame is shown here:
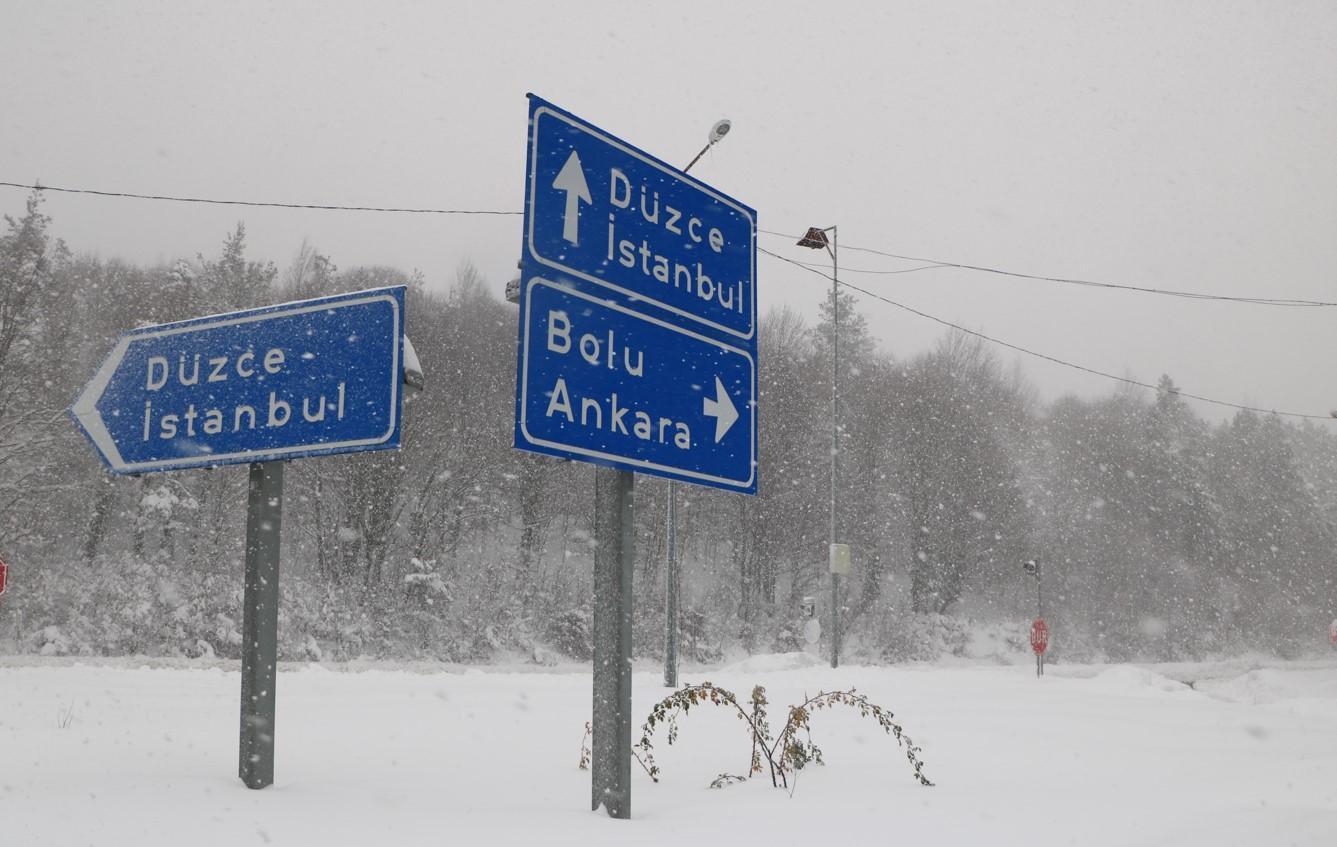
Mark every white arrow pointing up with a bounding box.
[702,376,739,444]
[552,150,592,245]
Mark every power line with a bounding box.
[0,180,522,216]
[6,176,1331,418]
[759,246,1334,422]
[759,228,1337,308]
[788,258,950,276]
[7,179,1328,306]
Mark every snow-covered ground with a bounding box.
[3,654,1335,846]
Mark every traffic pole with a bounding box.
[1036,561,1044,677]
[591,467,634,818]
[239,460,283,789]
[664,486,678,688]
[665,123,730,689]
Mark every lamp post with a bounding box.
[1023,558,1044,676]
[1023,558,1043,619]
[797,224,840,668]
[664,118,732,689]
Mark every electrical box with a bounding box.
[829,543,851,576]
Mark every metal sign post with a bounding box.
[664,488,678,688]
[590,467,635,818]
[514,95,758,820]
[72,287,408,790]
[239,461,283,789]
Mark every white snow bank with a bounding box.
[1,660,1335,846]
[716,650,825,674]
[1084,665,1198,696]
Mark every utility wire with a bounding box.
[6,177,1331,417]
[759,246,1334,422]
[0,180,522,216]
[788,258,950,276]
[6,181,1326,305]
[760,228,1337,308]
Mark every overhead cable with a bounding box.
[0,180,521,216]
[759,246,1333,421]
[759,228,1337,308]
[6,177,1332,418]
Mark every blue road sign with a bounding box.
[523,95,757,342]
[71,287,405,474]
[517,278,756,493]
[515,96,759,494]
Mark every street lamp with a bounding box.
[1023,558,1045,676]
[797,224,840,668]
[684,119,732,172]
[1022,558,1042,618]
[664,118,733,689]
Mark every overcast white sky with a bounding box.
[3,1,1334,422]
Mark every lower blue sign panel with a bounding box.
[71,287,404,474]
[515,277,756,493]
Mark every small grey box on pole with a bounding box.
[829,543,850,669]
[239,461,283,790]
[591,467,635,818]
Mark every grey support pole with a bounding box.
[663,128,727,690]
[591,467,635,818]
[1037,561,1045,677]
[829,226,840,670]
[239,460,283,790]
[664,484,678,688]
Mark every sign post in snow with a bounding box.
[515,95,757,820]
[71,286,408,791]
[0,555,7,598]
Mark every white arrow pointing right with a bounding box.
[552,150,592,246]
[702,376,739,443]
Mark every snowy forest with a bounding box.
[2,191,1335,664]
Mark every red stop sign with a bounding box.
[1030,618,1049,655]
[1329,619,1337,646]
[0,557,7,598]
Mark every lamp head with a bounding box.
[797,227,830,250]
[710,119,732,144]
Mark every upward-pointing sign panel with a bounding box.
[525,97,757,341]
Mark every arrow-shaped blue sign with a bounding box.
[71,287,405,474]
[517,278,756,492]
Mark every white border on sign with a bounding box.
[526,105,758,342]
[73,293,402,474]
[519,277,756,490]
